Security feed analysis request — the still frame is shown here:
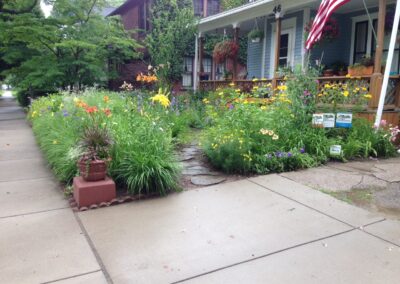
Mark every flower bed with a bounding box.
[29,89,201,195]
[200,69,398,174]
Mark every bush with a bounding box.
[29,90,185,195]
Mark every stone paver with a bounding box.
[78,180,351,283]
[249,174,383,227]
[190,175,226,186]
[185,230,400,284]
[0,209,100,284]
[280,166,363,192]
[0,178,67,217]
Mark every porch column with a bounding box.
[193,33,199,91]
[233,24,240,81]
[199,36,205,75]
[273,5,282,89]
[370,0,386,108]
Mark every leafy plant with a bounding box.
[248,29,263,40]
[213,41,239,64]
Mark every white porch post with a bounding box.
[375,0,400,127]
[193,33,200,91]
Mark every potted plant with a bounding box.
[213,40,239,64]
[77,125,113,181]
[224,70,233,80]
[248,29,263,43]
[322,66,334,77]
[360,55,374,75]
[331,61,347,76]
[348,56,374,76]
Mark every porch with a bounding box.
[195,0,399,124]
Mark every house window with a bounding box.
[139,2,150,32]
[371,19,400,73]
[215,63,225,80]
[279,34,290,67]
[207,0,220,16]
[202,58,212,79]
[193,0,203,17]
[182,57,193,87]
[352,18,400,73]
[353,21,369,63]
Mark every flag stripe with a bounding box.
[305,0,351,50]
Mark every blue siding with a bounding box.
[247,37,264,78]
[263,11,304,78]
[247,17,265,78]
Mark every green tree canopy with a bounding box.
[145,0,196,88]
[0,0,141,94]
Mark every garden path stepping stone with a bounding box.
[191,175,226,186]
[182,166,219,176]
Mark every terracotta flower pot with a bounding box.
[338,70,347,76]
[362,65,373,75]
[78,159,107,181]
[323,69,334,77]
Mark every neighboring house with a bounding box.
[198,0,398,80]
[108,0,221,90]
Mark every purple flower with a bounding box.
[287,152,292,157]
[275,151,283,158]
[63,110,69,117]
[300,148,305,154]
[229,104,234,110]
[171,96,176,107]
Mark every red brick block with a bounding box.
[73,176,116,208]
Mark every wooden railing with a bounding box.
[199,75,400,110]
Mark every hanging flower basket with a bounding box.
[213,41,239,64]
[304,17,339,48]
[248,29,264,43]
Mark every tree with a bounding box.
[145,0,196,89]
[0,0,141,98]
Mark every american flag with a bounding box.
[305,0,351,50]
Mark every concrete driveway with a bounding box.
[1,96,400,283]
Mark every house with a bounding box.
[107,0,221,90]
[196,0,400,125]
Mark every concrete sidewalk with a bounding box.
[1,96,400,283]
[0,97,108,284]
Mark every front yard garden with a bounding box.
[28,68,399,196]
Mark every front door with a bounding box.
[270,28,295,76]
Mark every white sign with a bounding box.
[323,113,335,128]
[312,114,324,128]
[336,113,353,128]
[330,145,342,156]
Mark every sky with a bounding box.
[40,0,53,17]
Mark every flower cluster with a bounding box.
[120,81,133,91]
[151,94,170,108]
[136,73,157,84]
[260,128,279,140]
[317,79,371,106]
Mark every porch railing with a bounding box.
[199,75,400,110]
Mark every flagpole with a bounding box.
[374,0,400,128]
